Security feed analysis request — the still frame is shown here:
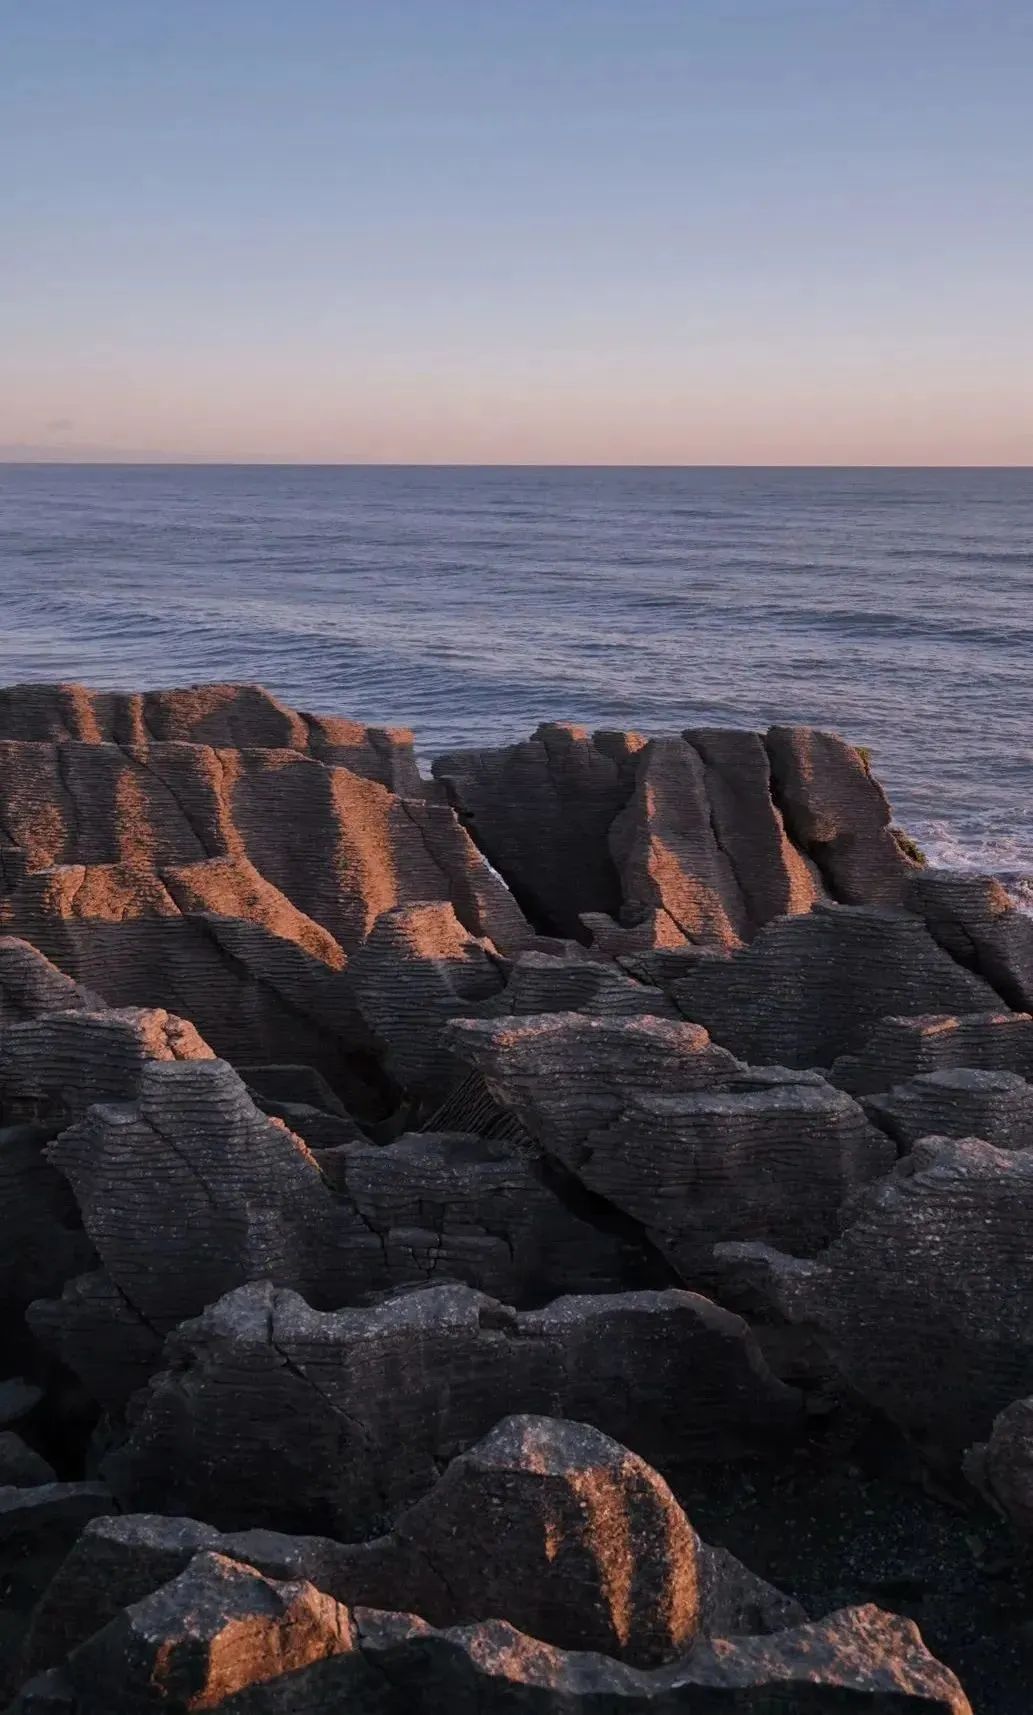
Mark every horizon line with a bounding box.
[2,459,1032,472]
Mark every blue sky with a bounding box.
[3,1,1031,462]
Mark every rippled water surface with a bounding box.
[1,464,1031,882]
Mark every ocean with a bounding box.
[1,463,1031,892]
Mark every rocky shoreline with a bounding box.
[0,682,1030,1712]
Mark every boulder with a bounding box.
[22,1416,802,1678]
[21,1551,970,1714]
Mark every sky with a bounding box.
[2,1,1031,465]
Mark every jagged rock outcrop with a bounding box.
[101,1280,801,1534]
[11,1550,970,1714]
[501,949,677,1019]
[29,1054,639,1407]
[765,725,917,906]
[0,1006,213,1126]
[965,1397,1033,1547]
[22,1416,803,1679]
[864,1069,1033,1152]
[717,1136,1033,1456]
[0,683,424,790]
[909,870,1033,1013]
[0,860,380,1098]
[451,1013,895,1275]
[434,722,644,938]
[0,940,102,1025]
[349,902,508,1104]
[0,1007,212,1319]
[330,1130,637,1302]
[0,739,529,955]
[829,1011,1033,1096]
[667,904,1000,1067]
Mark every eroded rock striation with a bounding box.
[0,685,1028,1713]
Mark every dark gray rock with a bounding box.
[238,1063,349,1115]
[0,1434,56,1488]
[965,1396,1033,1547]
[102,1281,802,1535]
[0,1483,111,1549]
[434,722,642,939]
[34,1550,970,1714]
[0,1380,43,1428]
[22,1416,802,1679]
[669,904,998,1068]
[0,940,102,1026]
[349,902,508,1104]
[717,1136,1033,1456]
[451,1013,894,1275]
[829,1011,1033,1096]
[864,1069,1033,1152]
[910,870,1033,1013]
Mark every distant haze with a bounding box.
[3,2,1031,465]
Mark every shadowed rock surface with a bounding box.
[828,1011,1033,1096]
[864,1069,1033,1152]
[0,686,1028,1714]
[31,1061,636,1408]
[965,1397,1033,1548]
[910,871,1033,1013]
[0,941,102,1026]
[717,1137,1033,1456]
[101,1281,801,1535]
[12,1550,971,1714]
[667,905,1000,1067]
[451,1012,895,1275]
[22,1416,804,1678]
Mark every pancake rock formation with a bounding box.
[0,683,1028,1713]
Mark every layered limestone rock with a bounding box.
[31,1062,634,1408]
[829,1010,1033,1096]
[101,1280,802,1534]
[434,721,914,949]
[22,1415,803,1678]
[0,939,102,1025]
[451,1012,895,1276]
[434,722,644,938]
[0,738,529,954]
[864,1069,1033,1152]
[348,902,509,1104]
[0,682,423,789]
[910,870,1033,1013]
[11,1551,971,1715]
[764,724,916,906]
[0,1003,213,1321]
[717,1137,1033,1456]
[666,904,1000,1067]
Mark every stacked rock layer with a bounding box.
[1,682,1030,1712]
